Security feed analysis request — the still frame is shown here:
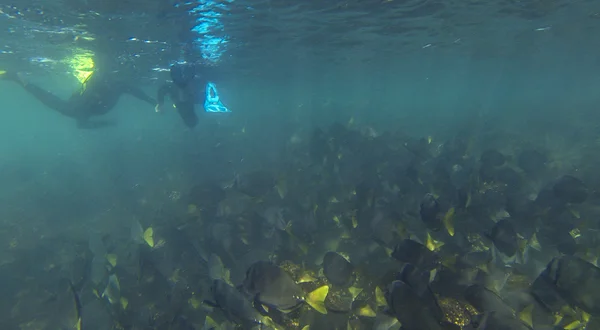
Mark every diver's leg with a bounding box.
[175,102,198,128]
[2,72,82,118]
[21,84,74,115]
[0,70,24,83]
[10,78,79,118]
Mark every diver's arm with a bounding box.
[156,83,176,113]
[122,85,156,105]
[157,83,175,105]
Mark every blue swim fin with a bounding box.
[204,82,231,113]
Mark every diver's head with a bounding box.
[170,63,196,88]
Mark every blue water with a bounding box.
[1,0,600,328]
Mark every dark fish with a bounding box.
[464,285,532,329]
[385,280,454,330]
[450,161,475,189]
[323,252,355,288]
[533,185,566,214]
[236,170,275,197]
[464,285,512,318]
[68,281,83,330]
[391,239,440,271]
[62,279,83,330]
[188,180,226,215]
[170,315,196,330]
[555,232,577,256]
[530,266,569,314]
[404,137,432,159]
[456,186,470,209]
[480,166,523,191]
[537,226,577,256]
[458,251,493,269]
[463,312,491,330]
[50,279,84,330]
[355,181,376,216]
[398,264,434,299]
[370,212,397,247]
[429,267,473,299]
[480,149,506,168]
[420,193,442,232]
[540,256,600,316]
[329,122,361,150]
[324,288,354,313]
[517,149,547,175]
[488,219,518,257]
[207,279,265,326]
[242,261,305,311]
[494,167,523,191]
[552,175,588,204]
[398,263,446,322]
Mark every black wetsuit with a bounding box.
[157,76,208,128]
[13,72,155,128]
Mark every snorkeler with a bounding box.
[0,65,156,129]
[155,62,230,128]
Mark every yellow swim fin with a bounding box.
[0,71,25,85]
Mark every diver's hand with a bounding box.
[154,104,162,113]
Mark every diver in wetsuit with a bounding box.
[155,62,229,128]
[0,67,156,129]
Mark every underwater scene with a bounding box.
[1,0,600,329]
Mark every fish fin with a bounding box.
[518,304,534,328]
[202,299,219,309]
[67,280,83,330]
[143,227,154,247]
[305,285,329,314]
[355,304,376,317]
[443,207,455,237]
[382,306,395,317]
[375,286,387,307]
[253,295,270,316]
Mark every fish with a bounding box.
[67,280,83,330]
[391,239,440,271]
[242,261,328,314]
[385,280,453,330]
[88,233,108,285]
[539,256,600,316]
[517,149,547,175]
[420,193,442,232]
[208,253,231,285]
[480,149,506,168]
[52,279,83,330]
[552,175,588,204]
[464,285,532,329]
[373,312,401,330]
[102,274,121,305]
[322,251,355,288]
[487,219,518,258]
[206,279,270,327]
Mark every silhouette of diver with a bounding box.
[0,63,155,129]
[156,62,229,128]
